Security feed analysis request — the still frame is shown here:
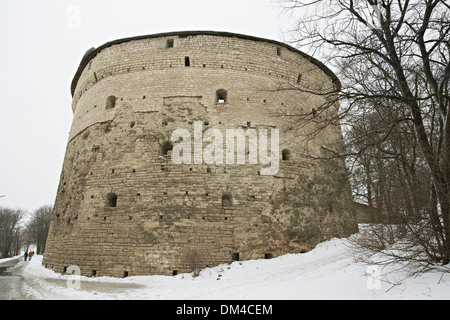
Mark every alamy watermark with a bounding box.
[366,4,382,30]
[170,121,280,175]
[66,5,81,30]
[66,265,81,290]
[366,265,381,290]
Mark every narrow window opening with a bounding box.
[185,56,190,67]
[105,193,118,207]
[216,89,227,104]
[282,149,291,161]
[106,95,116,109]
[232,252,240,261]
[297,74,302,84]
[276,46,281,56]
[166,39,174,48]
[222,192,233,207]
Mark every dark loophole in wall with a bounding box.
[106,95,116,109]
[161,141,174,156]
[222,192,233,207]
[276,46,282,56]
[282,149,291,161]
[105,193,117,207]
[216,89,227,104]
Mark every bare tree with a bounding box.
[0,207,25,258]
[25,205,53,255]
[280,0,450,267]
[181,248,204,277]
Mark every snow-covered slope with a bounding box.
[12,236,450,300]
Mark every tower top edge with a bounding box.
[70,30,341,97]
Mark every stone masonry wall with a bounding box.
[43,32,357,277]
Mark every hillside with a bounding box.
[15,232,450,300]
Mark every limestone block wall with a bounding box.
[43,31,357,277]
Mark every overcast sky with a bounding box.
[0,0,299,213]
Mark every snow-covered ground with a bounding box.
[3,234,450,300]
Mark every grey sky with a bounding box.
[0,0,297,213]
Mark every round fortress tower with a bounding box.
[43,31,356,277]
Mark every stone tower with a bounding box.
[43,31,356,277]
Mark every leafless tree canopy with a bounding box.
[25,205,52,255]
[280,0,450,269]
[0,205,52,258]
[0,207,25,258]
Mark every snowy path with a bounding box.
[0,257,27,300]
[2,236,450,300]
